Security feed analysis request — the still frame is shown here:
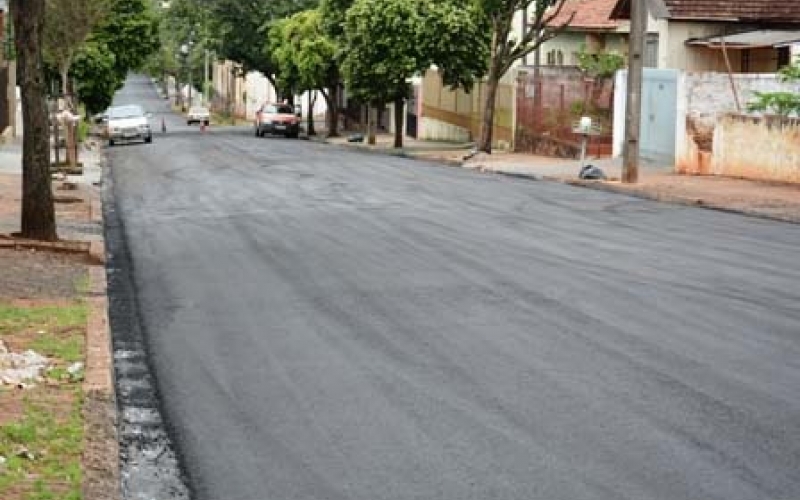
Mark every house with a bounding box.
[611,0,800,72]
[535,0,638,68]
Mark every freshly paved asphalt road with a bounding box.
[107,76,800,500]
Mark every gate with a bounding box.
[640,69,678,165]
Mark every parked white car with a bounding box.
[187,106,210,126]
[104,104,152,146]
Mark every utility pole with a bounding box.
[623,0,646,183]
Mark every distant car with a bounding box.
[187,106,210,126]
[104,104,152,146]
[254,103,300,138]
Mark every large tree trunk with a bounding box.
[366,105,376,145]
[12,0,57,241]
[324,84,340,138]
[478,64,500,154]
[393,97,404,148]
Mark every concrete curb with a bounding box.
[562,179,800,224]
[82,266,122,500]
[0,235,91,253]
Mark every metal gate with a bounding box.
[640,69,678,165]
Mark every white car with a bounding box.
[104,104,152,146]
[187,106,210,126]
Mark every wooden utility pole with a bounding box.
[623,0,646,183]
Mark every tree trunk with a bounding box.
[393,97,404,148]
[478,65,500,154]
[11,0,57,241]
[324,85,340,138]
[366,105,376,145]
[306,91,316,136]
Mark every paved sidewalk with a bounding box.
[325,133,800,224]
[0,137,104,241]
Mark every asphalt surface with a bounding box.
[107,76,800,500]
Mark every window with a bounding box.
[777,46,791,69]
[741,49,751,72]
[644,34,659,67]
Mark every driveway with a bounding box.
[106,76,800,500]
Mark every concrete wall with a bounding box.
[676,72,800,175]
[712,114,800,182]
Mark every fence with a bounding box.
[515,66,614,158]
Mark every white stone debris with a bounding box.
[0,340,49,387]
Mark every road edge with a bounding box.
[82,157,122,500]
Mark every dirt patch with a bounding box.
[0,249,89,300]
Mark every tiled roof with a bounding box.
[613,0,800,23]
[548,0,621,29]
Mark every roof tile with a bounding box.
[548,0,621,29]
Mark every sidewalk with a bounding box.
[325,133,800,224]
[0,138,104,244]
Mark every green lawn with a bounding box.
[0,302,87,500]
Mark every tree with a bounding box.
[71,41,120,115]
[67,0,158,115]
[476,0,572,153]
[342,0,488,147]
[342,0,424,146]
[208,0,316,102]
[10,0,57,240]
[93,0,159,83]
[43,0,107,167]
[270,10,339,136]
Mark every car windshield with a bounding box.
[190,107,208,114]
[108,105,145,119]
[265,104,294,114]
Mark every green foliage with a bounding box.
[779,57,800,81]
[93,0,160,81]
[341,0,424,104]
[576,46,625,78]
[206,0,316,95]
[747,91,800,117]
[270,10,338,95]
[63,0,159,114]
[747,59,800,116]
[418,0,489,91]
[70,40,119,114]
[342,0,488,104]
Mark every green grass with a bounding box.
[0,302,87,500]
[0,388,84,500]
[0,304,86,363]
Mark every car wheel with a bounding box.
[144,135,152,144]
[108,139,115,147]
[204,120,209,126]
